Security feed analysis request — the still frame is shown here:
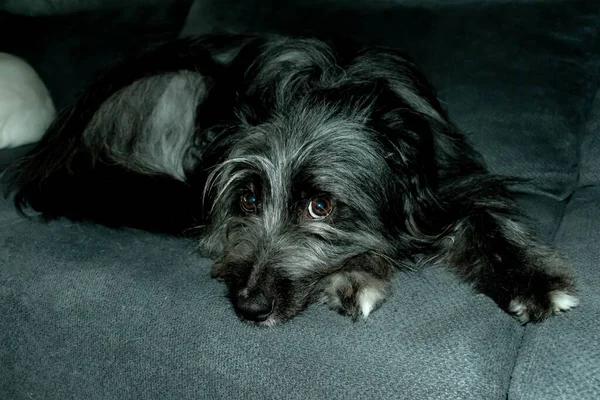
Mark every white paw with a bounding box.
[549,290,579,313]
[509,299,530,323]
[357,286,387,318]
[321,271,389,320]
[509,290,579,323]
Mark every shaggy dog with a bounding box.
[2,34,578,326]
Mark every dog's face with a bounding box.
[190,38,446,325]
[201,98,400,325]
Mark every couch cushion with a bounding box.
[2,0,170,16]
[509,187,600,400]
[580,86,600,188]
[0,144,34,171]
[181,0,599,200]
[1,189,568,399]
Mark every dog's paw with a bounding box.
[320,271,389,320]
[506,268,579,323]
[509,289,579,323]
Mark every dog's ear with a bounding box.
[345,46,487,238]
[367,86,446,238]
[369,84,487,239]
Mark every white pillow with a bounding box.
[0,52,55,149]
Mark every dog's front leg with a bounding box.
[433,178,579,323]
[319,254,394,320]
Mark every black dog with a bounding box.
[2,34,578,326]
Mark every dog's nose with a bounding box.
[236,291,274,322]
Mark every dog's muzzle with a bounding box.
[235,289,275,322]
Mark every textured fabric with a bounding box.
[182,0,599,200]
[512,193,567,242]
[0,1,193,111]
[580,87,600,187]
[1,188,531,400]
[509,187,600,400]
[0,144,34,171]
[1,0,170,16]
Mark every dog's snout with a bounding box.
[236,290,274,322]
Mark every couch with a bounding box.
[1,1,598,399]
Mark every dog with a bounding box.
[1,34,579,326]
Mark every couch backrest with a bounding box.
[181,0,600,199]
[581,86,600,188]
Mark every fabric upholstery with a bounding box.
[2,0,170,16]
[0,1,194,111]
[0,144,34,171]
[0,188,543,400]
[509,187,600,399]
[580,87,600,188]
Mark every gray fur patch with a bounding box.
[83,71,206,180]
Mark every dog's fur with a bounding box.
[1,34,578,326]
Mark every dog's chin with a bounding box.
[237,314,284,327]
[233,295,311,327]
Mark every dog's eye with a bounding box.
[308,198,332,219]
[241,192,257,213]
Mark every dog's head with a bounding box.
[198,38,444,325]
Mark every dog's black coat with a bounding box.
[2,34,577,326]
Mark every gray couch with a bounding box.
[1,1,599,399]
